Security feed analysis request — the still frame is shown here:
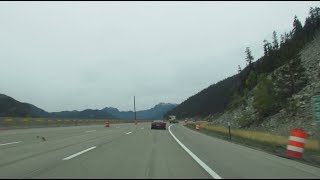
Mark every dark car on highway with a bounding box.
[151,120,166,130]
[169,119,179,123]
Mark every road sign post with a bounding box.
[312,95,320,123]
[311,95,320,152]
[228,122,231,141]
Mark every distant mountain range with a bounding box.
[102,103,177,120]
[0,94,177,120]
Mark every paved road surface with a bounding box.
[0,122,320,179]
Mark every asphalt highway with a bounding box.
[1,122,320,179]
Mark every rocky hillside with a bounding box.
[167,7,320,121]
[210,31,320,138]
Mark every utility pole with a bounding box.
[134,96,136,120]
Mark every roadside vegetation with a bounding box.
[185,122,320,166]
[185,122,319,151]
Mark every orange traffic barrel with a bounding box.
[195,123,200,130]
[285,128,306,159]
[105,120,110,127]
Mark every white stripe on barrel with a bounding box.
[287,145,304,153]
[289,136,305,143]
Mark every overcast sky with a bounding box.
[0,1,318,112]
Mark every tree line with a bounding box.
[232,7,319,126]
[166,7,320,120]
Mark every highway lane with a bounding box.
[0,123,138,178]
[170,124,320,179]
[1,122,320,178]
[30,123,211,179]
[0,123,211,179]
[0,125,109,146]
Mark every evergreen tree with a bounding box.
[262,39,272,57]
[245,70,257,90]
[263,40,269,56]
[253,75,276,117]
[304,7,320,41]
[287,56,308,95]
[272,31,279,49]
[238,65,242,74]
[293,15,303,36]
[245,47,254,69]
[274,55,308,104]
[280,34,285,47]
[267,42,273,54]
[309,7,320,25]
[284,32,290,42]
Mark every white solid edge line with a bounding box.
[168,125,222,179]
[126,131,132,135]
[0,141,22,146]
[62,146,96,160]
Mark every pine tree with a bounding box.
[280,34,285,47]
[262,39,272,57]
[287,56,308,95]
[267,42,272,54]
[274,55,308,103]
[272,31,279,49]
[238,65,242,74]
[293,15,303,37]
[245,47,254,69]
[289,30,294,39]
[263,40,269,57]
[285,32,290,42]
[304,7,320,42]
[309,7,320,25]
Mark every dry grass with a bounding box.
[200,122,320,151]
[20,118,29,122]
[4,118,13,122]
